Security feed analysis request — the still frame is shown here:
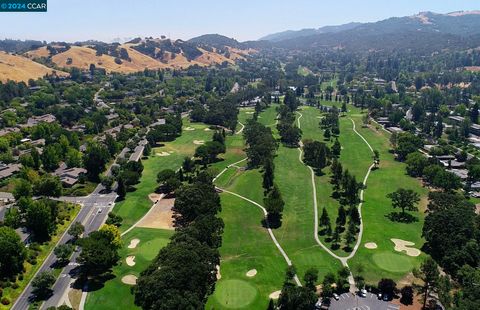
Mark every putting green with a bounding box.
[372,252,413,273]
[214,279,258,309]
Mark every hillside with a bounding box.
[268,11,480,53]
[22,38,254,73]
[0,51,68,82]
[260,22,362,42]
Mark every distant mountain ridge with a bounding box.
[268,11,480,52]
[260,22,362,42]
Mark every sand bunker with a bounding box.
[137,198,175,230]
[391,238,421,257]
[193,140,205,145]
[246,269,257,277]
[216,265,221,280]
[156,151,171,156]
[246,111,254,114]
[122,275,138,285]
[126,256,136,266]
[184,127,195,131]
[365,242,378,249]
[269,290,281,299]
[127,238,140,249]
[204,128,211,131]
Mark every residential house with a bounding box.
[53,163,87,187]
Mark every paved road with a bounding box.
[11,191,117,310]
[329,292,400,310]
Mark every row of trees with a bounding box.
[134,172,223,309]
[277,101,302,147]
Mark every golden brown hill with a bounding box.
[0,51,68,82]
[24,41,255,74]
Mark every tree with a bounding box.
[262,158,275,191]
[194,141,225,165]
[41,144,60,171]
[34,175,63,197]
[319,208,331,235]
[387,188,420,217]
[117,177,126,199]
[400,285,414,305]
[106,212,123,227]
[25,200,56,241]
[373,150,380,168]
[157,169,181,194]
[101,176,114,192]
[78,230,120,276]
[83,142,110,182]
[0,226,26,277]
[99,224,122,248]
[32,271,55,299]
[303,268,318,292]
[264,185,285,227]
[322,272,336,298]
[13,178,33,200]
[414,258,439,310]
[54,244,74,264]
[303,140,330,174]
[336,205,347,227]
[395,132,423,161]
[378,278,396,298]
[405,152,429,177]
[471,102,479,124]
[332,138,341,158]
[68,221,84,239]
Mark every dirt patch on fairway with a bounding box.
[137,198,175,230]
[122,275,138,285]
[391,238,421,257]
[246,269,257,277]
[204,128,211,131]
[193,140,205,145]
[269,290,281,299]
[245,111,254,114]
[184,126,195,131]
[156,151,171,156]
[365,242,378,249]
[68,288,82,310]
[127,238,140,249]
[126,256,136,266]
[216,265,221,280]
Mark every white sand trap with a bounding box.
[193,140,205,145]
[246,269,257,277]
[122,275,137,285]
[391,238,421,257]
[269,290,281,299]
[216,265,221,280]
[365,242,378,249]
[127,238,140,249]
[126,256,136,266]
[156,151,171,156]
[204,128,211,131]
[184,127,195,131]
[246,111,254,114]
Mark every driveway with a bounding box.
[329,292,400,310]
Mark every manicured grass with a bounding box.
[206,194,286,309]
[318,102,428,283]
[213,279,258,309]
[371,252,414,274]
[85,228,173,310]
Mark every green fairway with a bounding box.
[371,252,414,273]
[213,279,258,309]
[85,228,173,310]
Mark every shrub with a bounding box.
[11,282,19,289]
[1,297,10,305]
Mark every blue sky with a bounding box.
[0,0,478,42]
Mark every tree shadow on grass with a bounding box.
[261,213,283,229]
[385,212,418,223]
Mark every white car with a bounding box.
[360,289,367,297]
[333,293,340,300]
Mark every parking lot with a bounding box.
[329,292,400,310]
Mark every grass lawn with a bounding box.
[4,203,80,309]
[85,228,173,310]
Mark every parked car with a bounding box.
[333,293,339,300]
[377,293,382,300]
[359,289,367,297]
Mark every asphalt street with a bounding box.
[329,292,400,310]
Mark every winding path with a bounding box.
[235,121,245,135]
[295,110,376,290]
